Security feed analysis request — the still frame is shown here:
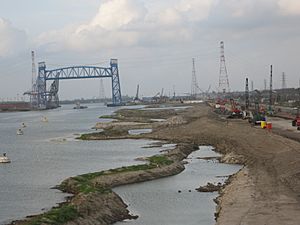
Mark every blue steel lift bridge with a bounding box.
[31,59,122,109]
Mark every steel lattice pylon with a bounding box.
[191,58,198,98]
[218,41,230,93]
[35,59,123,109]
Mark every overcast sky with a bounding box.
[1,0,300,100]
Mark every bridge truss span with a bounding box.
[34,59,123,109]
[46,66,113,80]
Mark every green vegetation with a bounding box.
[78,133,92,140]
[27,205,79,225]
[99,115,114,119]
[107,164,156,173]
[78,128,128,140]
[61,155,174,195]
[60,171,110,194]
[148,155,173,166]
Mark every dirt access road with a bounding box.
[140,103,300,225]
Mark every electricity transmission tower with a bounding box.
[99,79,106,102]
[218,41,230,93]
[281,72,286,89]
[191,58,198,98]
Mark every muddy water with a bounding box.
[114,146,242,225]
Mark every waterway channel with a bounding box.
[0,104,161,225]
[114,146,241,225]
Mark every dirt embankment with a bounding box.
[144,105,300,225]
[86,104,300,225]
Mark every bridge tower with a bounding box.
[110,59,122,106]
[37,62,47,109]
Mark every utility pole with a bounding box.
[218,41,230,93]
[245,78,249,110]
[264,79,267,91]
[269,65,273,113]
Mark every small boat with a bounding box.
[0,153,11,163]
[73,102,88,109]
[17,128,24,135]
[41,116,48,122]
[22,122,26,128]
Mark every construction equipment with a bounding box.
[249,90,266,125]
[228,98,242,118]
[242,78,251,120]
[292,108,300,130]
[214,98,227,115]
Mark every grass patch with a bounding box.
[78,129,128,140]
[77,133,99,140]
[99,115,114,119]
[148,155,173,166]
[107,164,156,174]
[70,171,111,194]
[27,205,79,225]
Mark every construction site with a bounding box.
[1,42,300,225]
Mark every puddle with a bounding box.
[128,129,152,135]
[150,119,166,122]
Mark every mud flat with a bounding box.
[8,103,300,225]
